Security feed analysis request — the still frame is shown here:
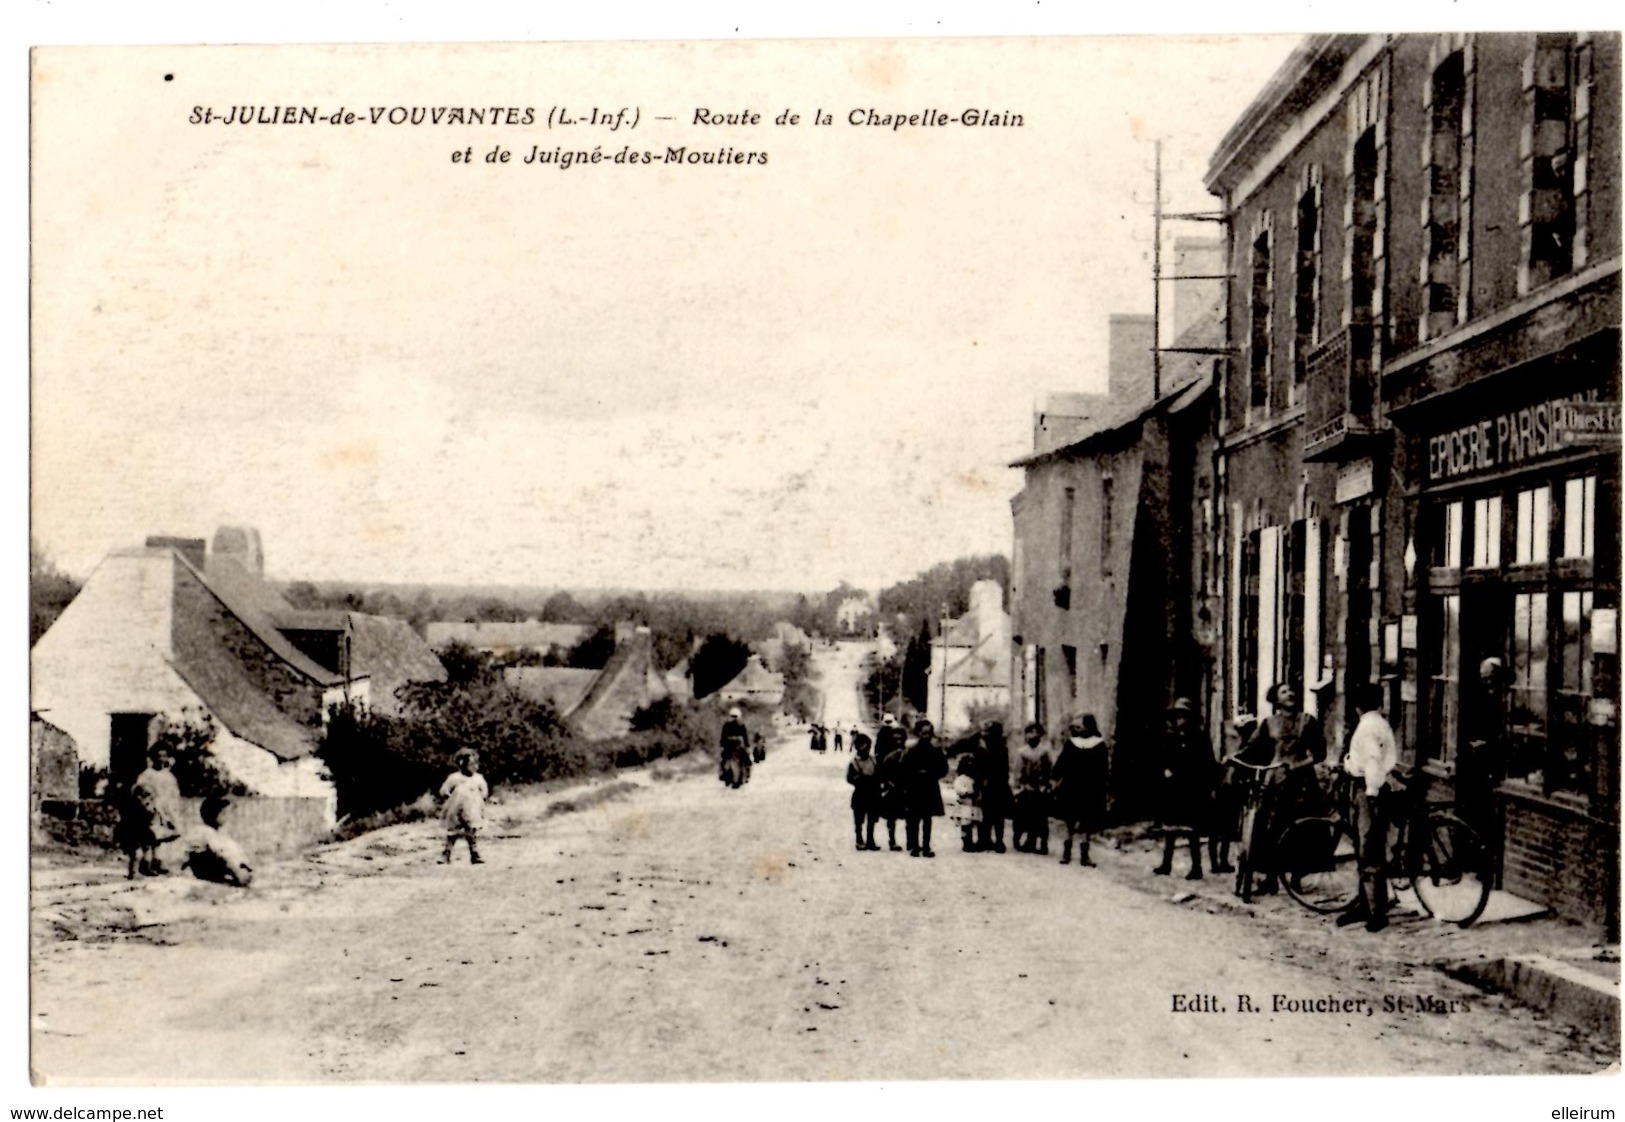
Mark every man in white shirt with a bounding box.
[1337,682,1400,932]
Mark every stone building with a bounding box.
[1205,33,1619,926]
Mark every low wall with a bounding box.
[36,795,333,861]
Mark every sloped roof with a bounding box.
[349,615,447,700]
[167,620,327,762]
[573,629,670,740]
[207,555,294,614]
[503,667,600,716]
[169,550,340,687]
[426,620,590,652]
[720,654,785,696]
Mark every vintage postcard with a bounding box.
[23,25,1622,1114]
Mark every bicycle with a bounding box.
[1223,755,1288,904]
[1275,770,1493,927]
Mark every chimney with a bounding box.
[1172,237,1225,344]
[146,536,207,570]
[209,526,265,579]
[1107,314,1156,405]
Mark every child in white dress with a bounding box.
[439,748,488,865]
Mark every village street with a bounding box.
[30,641,1611,1084]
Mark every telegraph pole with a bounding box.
[1152,138,1163,400]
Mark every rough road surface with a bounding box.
[30,642,1614,1083]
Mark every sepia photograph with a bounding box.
[15,4,1623,1116]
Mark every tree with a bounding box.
[29,540,81,646]
[564,625,616,670]
[690,633,751,700]
[901,618,933,713]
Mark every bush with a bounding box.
[152,712,250,800]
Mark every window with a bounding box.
[1515,485,1551,564]
[1100,476,1114,577]
[1522,34,1578,290]
[1348,128,1380,323]
[1239,530,1261,713]
[1292,170,1322,401]
[1509,590,1550,765]
[1247,218,1273,416]
[1470,495,1501,569]
[1060,486,1076,575]
[1549,589,1601,794]
[1062,644,1078,700]
[1427,594,1462,766]
[1034,647,1048,727]
[1422,47,1471,340]
[1432,499,1464,569]
[1561,475,1596,559]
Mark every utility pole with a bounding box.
[1152,138,1163,400]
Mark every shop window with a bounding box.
[1470,495,1501,569]
[1508,591,1550,782]
[1432,499,1464,569]
[1427,594,1461,766]
[1561,475,1596,559]
[1515,485,1551,565]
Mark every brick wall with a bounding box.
[1501,791,1615,925]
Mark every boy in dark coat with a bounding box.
[845,733,881,850]
[1152,698,1218,880]
[974,722,1013,854]
[902,719,948,858]
[874,714,908,851]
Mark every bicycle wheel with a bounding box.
[1412,814,1492,926]
[1277,817,1360,914]
[1234,802,1258,901]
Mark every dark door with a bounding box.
[108,713,154,786]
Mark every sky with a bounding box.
[29,33,1297,594]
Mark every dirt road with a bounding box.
[30,642,1611,1083]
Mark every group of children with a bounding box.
[843,714,1114,868]
[115,745,254,887]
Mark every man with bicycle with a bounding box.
[1337,682,1400,933]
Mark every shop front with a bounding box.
[1394,336,1619,928]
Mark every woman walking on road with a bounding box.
[1052,714,1108,867]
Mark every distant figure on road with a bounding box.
[833,729,844,752]
[1011,722,1051,855]
[902,718,948,858]
[118,745,183,879]
[845,733,881,851]
[182,795,254,887]
[1152,698,1217,881]
[752,732,767,764]
[720,707,752,786]
[875,714,908,851]
[1052,714,1108,868]
[439,748,489,865]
